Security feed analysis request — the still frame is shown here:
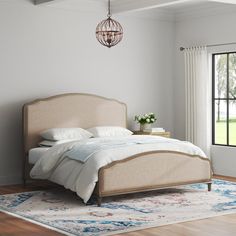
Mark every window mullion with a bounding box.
[227,53,230,146]
[212,55,215,145]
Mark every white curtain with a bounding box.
[184,47,211,156]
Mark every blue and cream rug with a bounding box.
[1,179,236,236]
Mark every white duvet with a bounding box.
[30,135,207,203]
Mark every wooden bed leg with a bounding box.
[207,183,212,192]
[97,196,102,207]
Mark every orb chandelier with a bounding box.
[96,0,123,48]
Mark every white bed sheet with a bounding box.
[29,147,49,164]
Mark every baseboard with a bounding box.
[0,175,22,186]
[213,174,236,182]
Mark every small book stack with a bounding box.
[143,127,165,133]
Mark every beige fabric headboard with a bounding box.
[23,93,127,153]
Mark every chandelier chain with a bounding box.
[108,0,111,17]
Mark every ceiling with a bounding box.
[36,0,236,21]
[161,1,221,12]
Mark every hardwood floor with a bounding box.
[0,182,64,236]
[0,176,236,236]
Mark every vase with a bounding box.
[140,123,151,132]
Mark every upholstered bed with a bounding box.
[23,93,212,206]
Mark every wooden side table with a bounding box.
[133,131,171,138]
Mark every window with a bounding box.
[212,52,236,146]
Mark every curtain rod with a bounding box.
[180,42,236,51]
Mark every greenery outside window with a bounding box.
[212,52,236,146]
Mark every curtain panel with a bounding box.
[184,47,211,156]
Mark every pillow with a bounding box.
[87,126,133,138]
[38,139,76,147]
[40,128,93,141]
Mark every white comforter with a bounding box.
[30,135,207,203]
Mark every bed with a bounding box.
[23,93,212,206]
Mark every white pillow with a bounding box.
[38,139,76,147]
[87,126,133,138]
[40,128,93,141]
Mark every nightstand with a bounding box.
[133,131,171,138]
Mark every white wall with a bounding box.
[175,12,236,177]
[0,0,175,185]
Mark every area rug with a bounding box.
[1,179,236,236]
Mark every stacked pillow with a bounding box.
[39,128,93,147]
[39,126,133,147]
[87,126,133,138]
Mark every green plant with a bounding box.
[134,113,157,124]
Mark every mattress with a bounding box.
[29,147,49,164]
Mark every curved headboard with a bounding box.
[23,93,127,153]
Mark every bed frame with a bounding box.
[23,93,212,206]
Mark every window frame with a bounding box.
[212,51,236,147]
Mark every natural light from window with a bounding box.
[213,52,236,146]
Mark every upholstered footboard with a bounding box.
[96,151,212,206]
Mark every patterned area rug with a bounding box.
[1,179,236,236]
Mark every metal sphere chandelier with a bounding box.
[96,0,123,48]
